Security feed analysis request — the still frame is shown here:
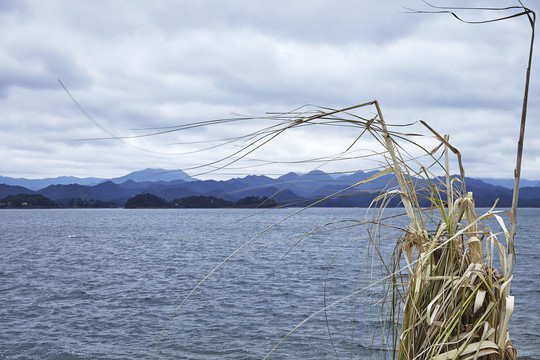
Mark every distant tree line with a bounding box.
[0,193,277,209]
[0,194,59,208]
[125,193,277,209]
[0,194,116,209]
[66,198,117,208]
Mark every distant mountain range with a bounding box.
[0,168,195,190]
[1,168,539,207]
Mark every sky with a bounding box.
[1,0,539,181]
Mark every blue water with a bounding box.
[0,208,539,359]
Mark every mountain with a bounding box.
[37,184,101,203]
[273,170,345,197]
[0,168,195,191]
[461,178,514,207]
[0,184,35,198]
[109,168,195,183]
[0,175,104,191]
[1,169,540,207]
[474,177,540,189]
[516,187,540,207]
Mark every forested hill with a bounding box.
[1,170,539,207]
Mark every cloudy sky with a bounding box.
[1,0,538,180]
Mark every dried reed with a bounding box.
[80,3,532,359]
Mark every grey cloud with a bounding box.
[0,0,24,12]
[0,0,538,180]
[0,40,91,97]
[139,0,420,45]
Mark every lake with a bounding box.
[1,208,539,359]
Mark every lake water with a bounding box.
[1,208,539,359]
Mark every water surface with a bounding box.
[1,208,538,359]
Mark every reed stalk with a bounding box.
[144,97,526,359]
[114,3,533,359]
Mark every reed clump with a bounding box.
[148,99,522,359]
[141,91,529,358]
[141,3,535,358]
[305,101,521,360]
[235,100,521,359]
[387,161,518,359]
[387,4,535,358]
